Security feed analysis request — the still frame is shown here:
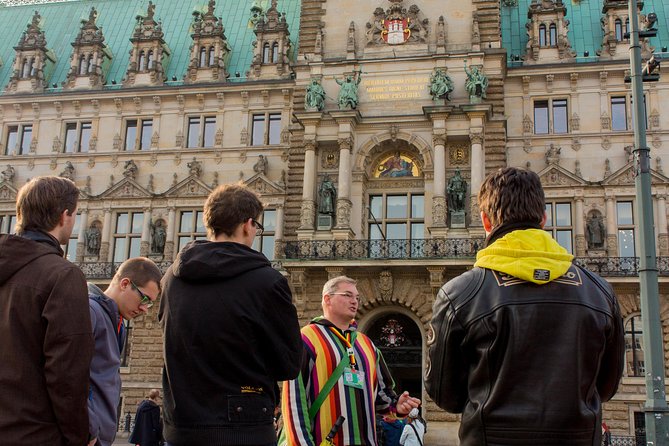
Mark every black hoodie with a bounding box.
[159,240,302,446]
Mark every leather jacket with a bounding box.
[425,229,624,446]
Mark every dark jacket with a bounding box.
[425,228,624,446]
[88,284,124,446]
[129,399,163,446]
[0,231,93,446]
[159,240,302,445]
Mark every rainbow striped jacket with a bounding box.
[281,317,398,446]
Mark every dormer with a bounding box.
[123,1,171,88]
[246,0,293,80]
[598,0,654,60]
[184,0,231,83]
[5,11,56,94]
[524,0,576,65]
[63,7,112,90]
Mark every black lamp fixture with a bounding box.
[52,83,57,88]
[584,51,589,57]
[172,75,177,81]
[235,71,240,77]
[663,46,668,53]
[111,79,116,85]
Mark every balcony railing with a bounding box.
[280,238,485,260]
[75,239,669,279]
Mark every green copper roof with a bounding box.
[502,0,669,65]
[0,0,301,93]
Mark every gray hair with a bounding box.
[322,275,357,297]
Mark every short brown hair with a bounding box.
[112,257,163,295]
[16,176,79,234]
[203,183,263,237]
[477,167,545,228]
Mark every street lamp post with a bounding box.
[627,0,669,443]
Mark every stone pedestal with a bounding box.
[586,248,608,258]
[84,255,99,263]
[149,254,164,262]
[317,214,333,230]
[450,211,466,229]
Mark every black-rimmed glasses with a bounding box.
[130,281,153,308]
[251,219,264,236]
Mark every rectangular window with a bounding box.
[252,113,282,146]
[187,116,216,148]
[5,124,32,155]
[0,214,17,234]
[368,193,424,259]
[252,209,277,260]
[125,119,153,151]
[177,210,206,253]
[62,213,81,262]
[611,96,627,131]
[64,121,93,153]
[552,99,568,134]
[534,100,549,134]
[534,99,568,134]
[617,201,635,257]
[113,212,144,263]
[545,202,573,253]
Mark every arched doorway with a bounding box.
[364,312,423,397]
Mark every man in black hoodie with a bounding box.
[159,183,302,446]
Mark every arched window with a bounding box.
[147,50,155,70]
[538,24,547,47]
[199,47,207,68]
[138,50,146,71]
[615,19,623,41]
[262,42,271,63]
[208,46,216,67]
[272,43,279,64]
[549,24,557,46]
[79,55,87,75]
[21,58,30,78]
[88,55,95,74]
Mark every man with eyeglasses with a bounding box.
[87,257,162,446]
[159,183,302,446]
[281,275,421,446]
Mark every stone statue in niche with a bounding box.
[318,175,337,215]
[150,219,166,254]
[586,213,606,250]
[1,164,15,183]
[447,168,467,213]
[60,161,75,180]
[464,60,488,102]
[85,222,101,256]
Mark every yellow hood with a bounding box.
[474,228,574,284]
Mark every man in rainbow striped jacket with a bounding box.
[280,276,421,446]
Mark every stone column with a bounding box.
[298,139,317,232]
[335,136,353,231]
[574,196,586,256]
[99,208,112,262]
[605,196,617,255]
[164,207,176,260]
[140,208,152,256]
[656,194,668,256]
[469,129,485,227]
[432,133,447,229]
[76,209,89,262]
[274,204,285,260]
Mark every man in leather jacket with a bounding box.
[425,167,624,446]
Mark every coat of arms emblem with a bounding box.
[382,18,410,45]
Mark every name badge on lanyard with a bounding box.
[343,367,365,389]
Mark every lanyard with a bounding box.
[329,328,357,370]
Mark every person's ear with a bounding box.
[540,211,547,229]
[480,211,493,233]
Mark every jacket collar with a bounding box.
[18,229,64,256]
[485,221,542,247]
